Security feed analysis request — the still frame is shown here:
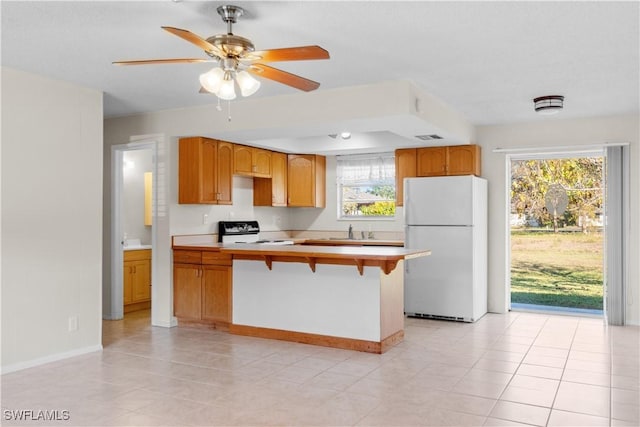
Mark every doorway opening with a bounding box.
[109,140,157,323]
[509,152,604,316]
[122,149,154,318]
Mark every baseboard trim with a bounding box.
[229,324,403,354]
[1,344,103,375]
[152,317,178,328]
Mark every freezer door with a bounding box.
[405,225,474,320]
[404,176,475,226]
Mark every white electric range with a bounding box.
[217,221,294,245]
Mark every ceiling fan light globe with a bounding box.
[199,67,224,94]
[236,70,261,97]
[217,78,237,100]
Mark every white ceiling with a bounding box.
[2,1,638,134]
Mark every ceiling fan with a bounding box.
[113,5,330,100]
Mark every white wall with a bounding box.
[122,149,152,245]
[476,114,640,325]
[1,67,103,371]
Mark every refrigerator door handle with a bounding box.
[404,227,410,273]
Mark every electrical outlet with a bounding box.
[68,316,78,332]
[203,213,208,224]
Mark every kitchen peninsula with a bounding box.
[172,242,430,353]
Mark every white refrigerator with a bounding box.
[403,176,488,322]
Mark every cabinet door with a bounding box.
[253,149,271,178]
[173,263,202,320]
[123,262,133,305]
[287,154,315,207]
[131,259,151,303]
[233,145,254,176]
[253,151,287,206]
[287,154,325,208]
[201,139,218,203]
[270,152,287,206]
[447,145,481,176]
[202,265,232,322]
[216,141,234,204]
[395,148,417,207]
[178,137,203,204]
[417,147,447,176]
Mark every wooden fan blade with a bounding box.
[246,46,329,63]
[162,26,223,57]
[113,58,213,65]
[249,64,320,92]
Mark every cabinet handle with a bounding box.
[252,165,257,172]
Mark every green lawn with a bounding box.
[510,231,603,310]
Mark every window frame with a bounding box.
[336,152,396,221]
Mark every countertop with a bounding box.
[172,239,404,251]
[218,243,426,260]
[123,245,152,251]
[173,242,429,275]
[301,239,404,247]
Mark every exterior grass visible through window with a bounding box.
[337,153,395,218]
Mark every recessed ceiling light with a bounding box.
[340,132,351,139]
[534,95,564,115]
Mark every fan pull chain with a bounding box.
[227,100,232,122]
[216,97,222,111]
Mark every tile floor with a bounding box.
[2,310,639,426]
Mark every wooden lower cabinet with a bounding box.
[173,250,232,328]
[124,249,151,313]
[173,263,202,320]
[202,266,232,322]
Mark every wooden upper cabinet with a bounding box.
[416,144,481,177]
[287,154,326,208]
[253,149,271,177]
[178,137,232,204]
[447,144,481,176]
[216,141,233,204]
[234,145,271,178]
[417,146,447,177]
[394,148,417,207]
[254,151,287,207]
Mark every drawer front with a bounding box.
[202,251,232,266]
[173,250,202,264]
[124,249,151,261]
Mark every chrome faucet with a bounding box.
[348,224,354,239]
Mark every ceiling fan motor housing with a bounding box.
[206,34,255,58]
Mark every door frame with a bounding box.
[505,148,605,313]
[110,139,158,320]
